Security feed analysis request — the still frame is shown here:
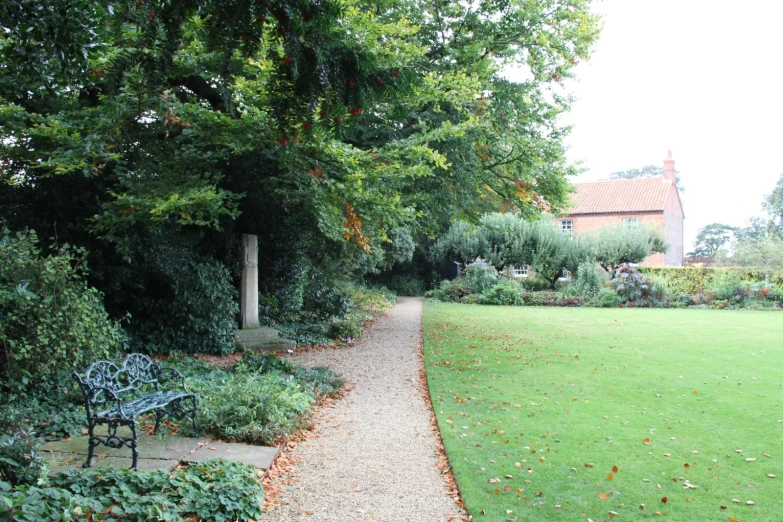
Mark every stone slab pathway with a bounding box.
[40,430,279,474]
[264,297,466,522]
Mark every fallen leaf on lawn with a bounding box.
[599,492,608,500]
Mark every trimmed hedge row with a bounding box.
[638,267,783,295]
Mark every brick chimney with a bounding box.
[663,150,676,182]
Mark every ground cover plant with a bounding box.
[423,301,783,521]
[0,458,263,521]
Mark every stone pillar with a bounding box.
[240,234,259,329]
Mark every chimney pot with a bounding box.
[663,151,676,182]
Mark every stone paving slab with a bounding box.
[41,433,280,472]
[41,433,201,460]
[182,441,278,470]
[43,452,179,473]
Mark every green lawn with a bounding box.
[423,302,783,521]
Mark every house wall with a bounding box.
[557,212,668,266]
[662,185,684,266]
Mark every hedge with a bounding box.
[639,266,783,295]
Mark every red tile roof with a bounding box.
[567,178,676,214]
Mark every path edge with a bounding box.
[417,299,470,521]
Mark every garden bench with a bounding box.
[73,353,198,470]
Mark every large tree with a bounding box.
[763,173,783,235]
[687,223,737,258]
[1,0,600,343]
[608,165,684,191]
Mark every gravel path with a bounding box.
[264,297,466,522]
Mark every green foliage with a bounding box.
[0,458,263,521]
[130,255,239,355]
[0,370,85,439]
[0,429,46,487]
[612,263,666,307]
[573,262,605,298]
[639,267,783,295]
[476,281,525,306]
[375,275,427,297]
[583,222,667,272]
[687,223,737,258]
[520,291,584,307]
[463,262,501,294]
[167,352,343,444]
[763,173,783,233]
[590,287,622,308]
[432,279,472,303]
[195,371,314,443]
[0,229,125,388]
[607,164,684,191]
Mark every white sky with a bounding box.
[560,0,783,252]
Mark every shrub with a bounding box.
[477,281,525,305]
[0,429,46,487]
[0,369,85,439]
[462,261,500,293]
[130,259,238,355]
[0,458,263,521]
[433,279,471,302]
[574,262,605,297]
[377,274,427,296]
[516,275,551,291]
[612,263,666,307]
[168,353,343,444]
[0,229,125,389]
[590,288,622,308]
[195,371,314,443]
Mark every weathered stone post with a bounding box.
[240,234,259,329]
[234,234,296,351]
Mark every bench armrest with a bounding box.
[156,367,190,393]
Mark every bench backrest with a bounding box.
[75,354,161,405]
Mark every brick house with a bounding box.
[556,151,685,267]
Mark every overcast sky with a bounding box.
[560,0,783,252]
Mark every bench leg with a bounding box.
[83,420,99,468]
[129,421,139,471]
[153,410,163,435]
[188,396,199,437]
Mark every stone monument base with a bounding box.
[235,327,296,352]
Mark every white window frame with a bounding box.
[559,220,573,237]
[622,217,640,230]
[512,266,529,278]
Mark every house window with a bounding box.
[512,266,529,278]
[559,220,573,237]
[622,217,640,230]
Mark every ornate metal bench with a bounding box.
[73,354,198,470]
